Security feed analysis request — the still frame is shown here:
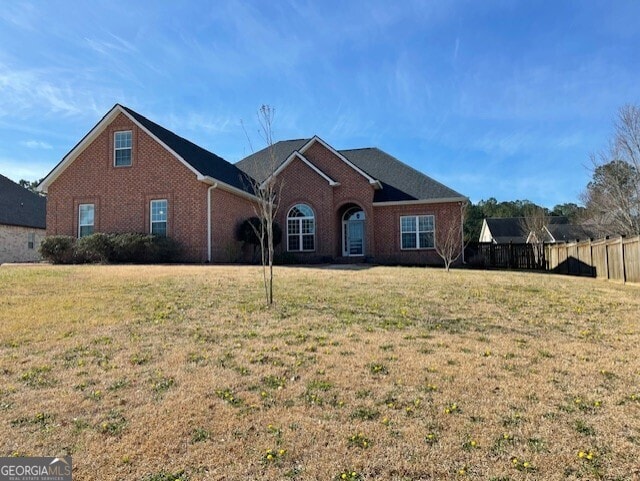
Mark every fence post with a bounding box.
[604,238,610,280]
[620,237,626,283]
[508,242,513,269]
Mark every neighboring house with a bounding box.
[38,104,467,265]
[479,217,601,244]
[0,174,46,263]
[479,217,528,244]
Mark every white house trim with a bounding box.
[197,175,258,201]
[478,219,495,243]
[260,151,340,189]
[38,104,251,198]
[299,136,382,189]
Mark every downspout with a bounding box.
[461,201,466,264]
[207,183,218,262]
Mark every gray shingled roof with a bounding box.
[120,106,254,193]
[546,223,600,242]
[341,147,464,202]
[0,174,46,229]
[484,216,596,243]
[235,139,308,182]
[483,218,529,243]
[235,139,465,202]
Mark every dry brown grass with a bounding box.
[0,264,639,481]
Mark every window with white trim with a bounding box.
[287,204,315,251]
[78,204,95,238]
[150,199,168,236]
[114,130,132,166]
[400,215,434,249]
[27,232,35,249]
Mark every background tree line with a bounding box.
[464,198,585,242]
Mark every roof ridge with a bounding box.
[120,106,224,159]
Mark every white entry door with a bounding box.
[342,208,365,256]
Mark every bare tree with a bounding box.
[520,205,548,268]
[435,201,468,272]
[582,104,640,236]
[243,105,283,305]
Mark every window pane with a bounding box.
[289,204,313,218]
[402,233,416,249]
[151,222,167,237]
[302,218,314,234]
[401,216,416,233]
[288,235,300,251]
[288,219,300,235]
[80,225,94,238]
[418,215,433,232]
[79,204,94,225]
[419,232,434,248]
[115,131,131,148]
[151,200,167,222]
[115,149,131,166]
[302,234,314,251]
[114,131,132,166]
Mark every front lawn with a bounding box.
[0,265,638,480]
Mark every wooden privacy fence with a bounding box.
[466,242,545,270]
[546,236,640,283]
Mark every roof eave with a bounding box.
[198,175,259,201]
[372,196,468,207]
[38,104,207,193]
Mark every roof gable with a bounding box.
[236,139,465,204]
[275,151,339,187]
[299,136,381,188]
[0,174,46,229]
[39,104,255,197]
[483,218,528,243]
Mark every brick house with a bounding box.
[0,174,46,263]
[38,104,467,265]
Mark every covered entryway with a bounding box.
[342,206,365,256]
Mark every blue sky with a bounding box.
[1,1,639,207]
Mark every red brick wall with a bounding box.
[373,201,464,265]
[274,142,376,260]
[46,112,252,262]
[272,140,463,265]
[210,187,256,262]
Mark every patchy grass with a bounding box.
[1,264,639,480]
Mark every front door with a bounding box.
[342,208,365,256]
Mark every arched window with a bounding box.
[287,204,315,251]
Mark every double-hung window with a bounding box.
[78,204,95,238]
[150,199,168,236]
[287,204,315,251]
[400,215,434,249]
[114,131,132,166]
[27,232,35,249]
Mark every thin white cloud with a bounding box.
[0,63,104,118]
[0,2,38,31]
[21,140,53,149]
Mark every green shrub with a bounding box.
[39,236,75,264]
[236,217,282,262]
[39,233,181,264]
[110,233,180,263]
[110,233,153,263]
[148,235,181,263]
[75,233,114,263]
